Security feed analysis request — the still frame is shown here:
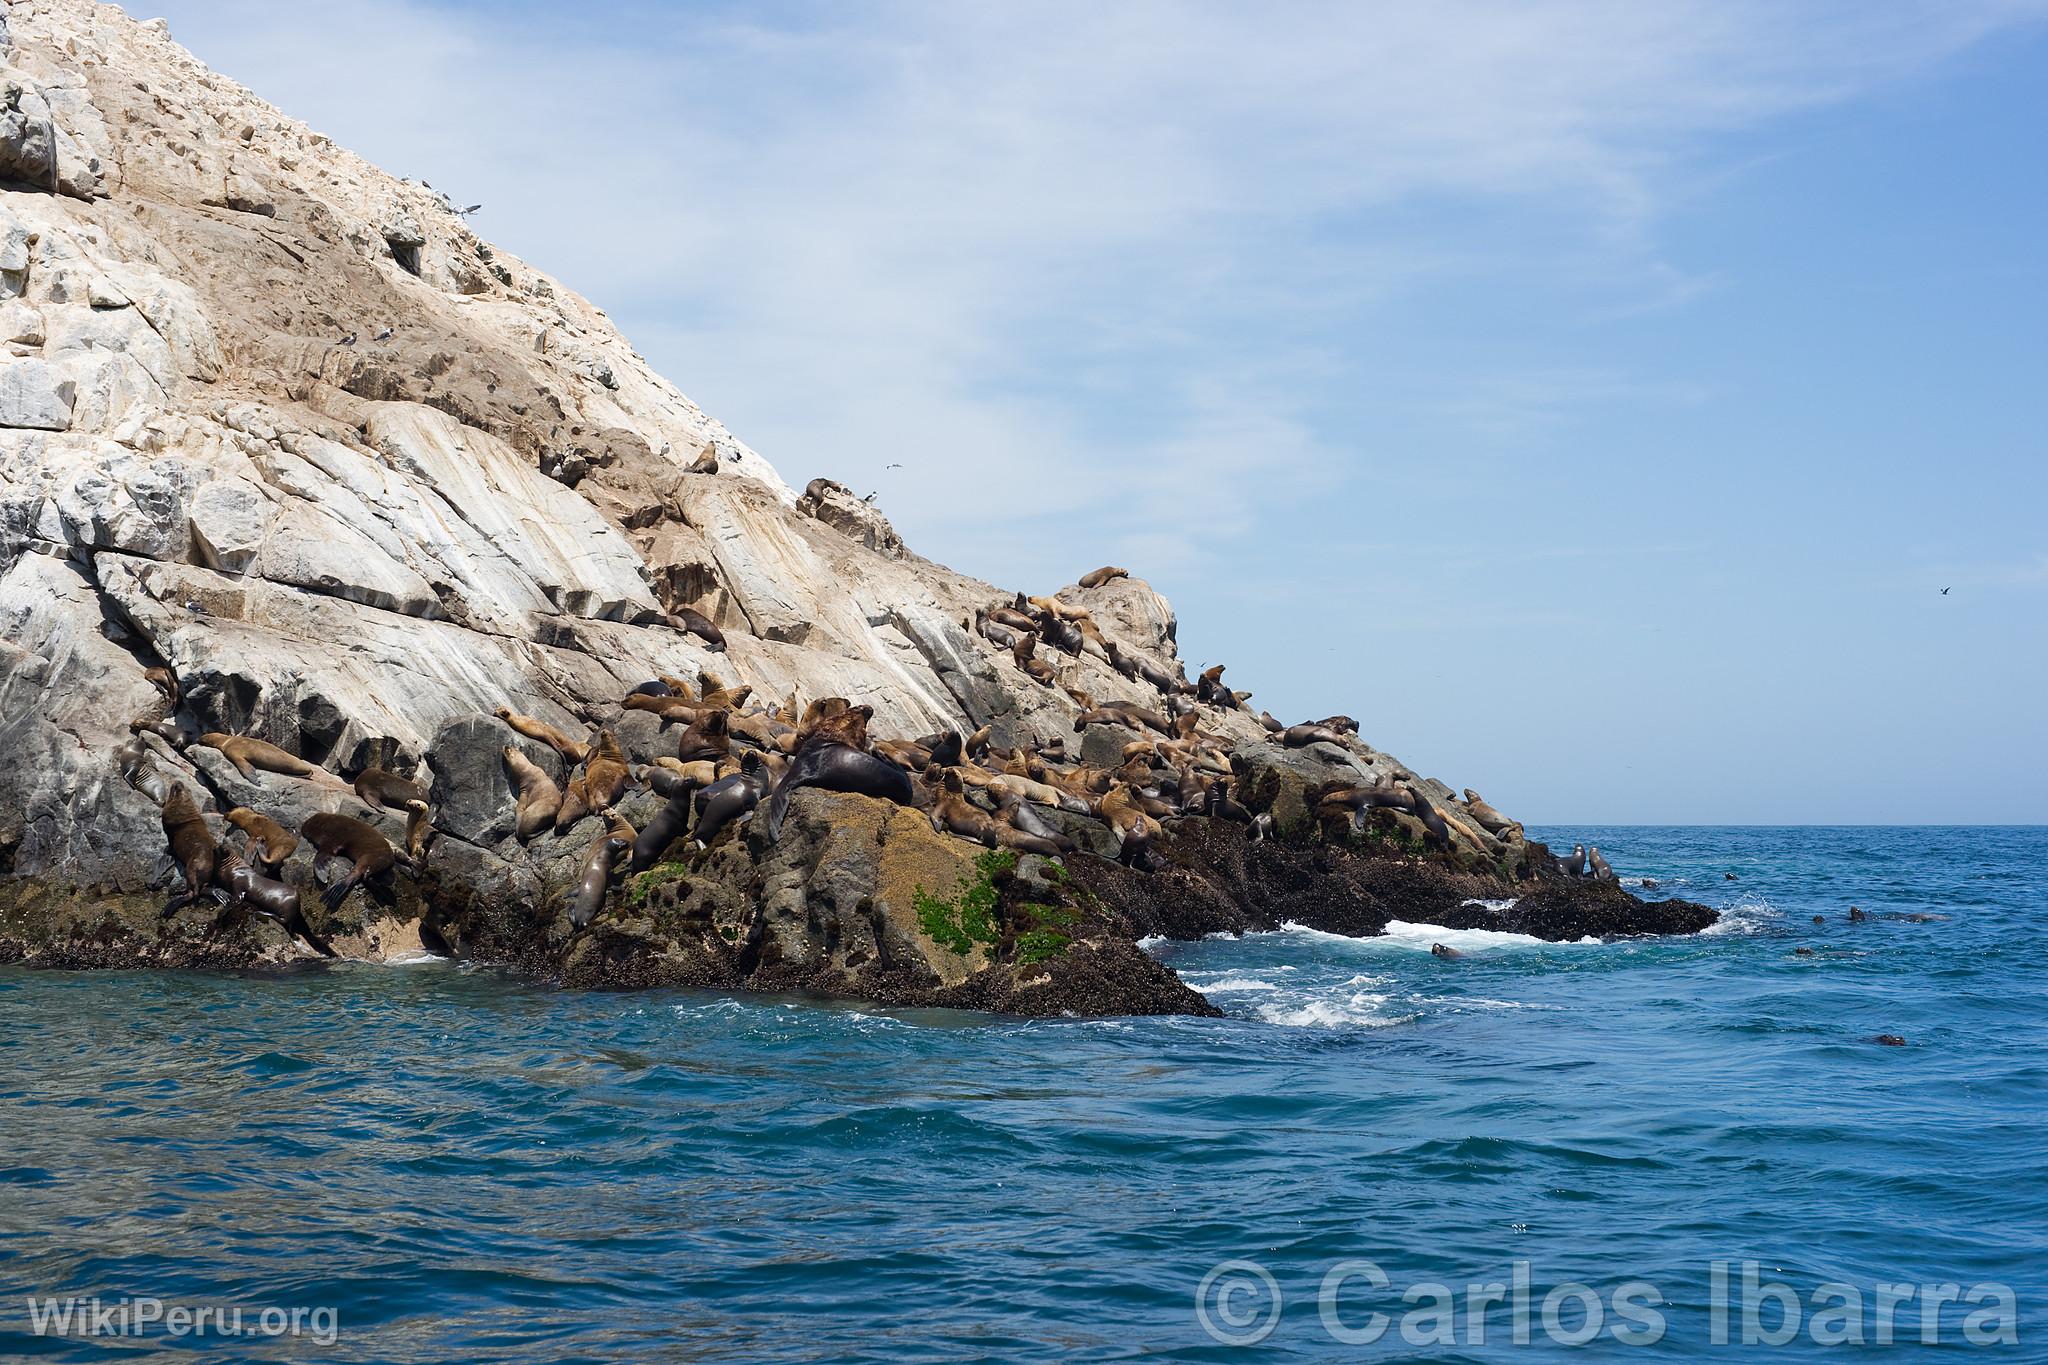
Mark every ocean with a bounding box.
[2,826,2042,1360]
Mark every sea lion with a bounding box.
[799,702,874,752]
[988,602,1038,634]
[1587,847,1615,882]
[627,680,673,698]
[144,665,180,708]
[992,788,1076,853]
[684,444,719,475]
[667,606,727,652]
[1035,613,1085,656]
[931,770,1001,847]
[503,747,563,840]
[224,807,298,873]
[116,733,174,804]
[1204,781,1254,825]
[689,751,771,847]
[1257,710,1286,734]
[630,792,695,872]
[1196,664,1234,708]
[1078,566,1128,589]
[1430,943,1462,961]
[1281,724,1346,749]
[157,782,219,916]
[213,846,336,957]
[556,730,631,831]
[761,741,915,844]
[355,767,429,812]
[194,733,346,788]
[1099,783,1163,870]
[1461,789,1522,838]
[492,708,590,766]
[1871,1034,1907,1047]
[302,812,399,914]
[974,608,1026,650]
[1011,634,1056,688]
[1027,594,1091,623]
[1560,844,1588,877]
[1406,787,1452,848]
[1847,906,1868,923]
[568,836,630,929]
[675,709,730,764]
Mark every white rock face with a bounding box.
[0,0,1284,890]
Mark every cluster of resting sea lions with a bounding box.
[116,568,1621,958]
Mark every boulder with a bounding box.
[0,356,69,429]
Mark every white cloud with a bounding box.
[151,0,2045,595]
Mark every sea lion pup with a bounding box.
[1560,844,1588,878]
[303,812,401,914]
[493,708,591,766]
[193,733,348,789]
[1587,847,1615,882]
[676,709,731,764]
[688,751,771,848]
[503,747,564,840]
[684,443,720,475]
[1430,943,1462,961]
[225,807,298,874]
[144,665,180,708]
[1281,723,1347,749]
[158,782,221,916]
[1461,789,1523,839]
[568,835,630,930]
[214,846,337,957]
[667,606,727,652]
[931,769,1001,847]
[1078,566,1129,590]
[1009,634,1058,688]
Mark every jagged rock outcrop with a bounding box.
[0,1,1710,1009]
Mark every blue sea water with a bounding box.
[2,826,2044,1361]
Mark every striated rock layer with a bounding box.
[0,1,1708,1012]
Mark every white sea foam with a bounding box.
[1136,934,1167,951]
[1459,897,1520,912]
[384,949,449,965]
[1701,895,1779,936]
[1256,990,1416,1029]
[1189,975,1283,993]
[1381,919,1600,950]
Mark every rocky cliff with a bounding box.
[0,0,1709,1012]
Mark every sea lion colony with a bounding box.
[120,568,1615,955]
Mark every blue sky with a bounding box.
[150,1,2048,823]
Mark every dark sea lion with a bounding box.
[630,794,696,872]
[117,733,173,804]
[1847,906,1867,922]
[1587,847,1615,882]
[627,680,673,698]
[1406,787,1452,848]
[1204,780,1253,825]
[493,708,590,766]
[1794,947,1815,956]
[214,847,336,957]
[1257,710,1286,734]
[225,806,298,873]
[931,769,1000,847]
[974,608,1026,650]
[355,767,429,812]
[195,732,346,788]
[568,836,629,929]
[992,788,1075,852]
[1430,943,1462,961]
[302,812,399,914]
[761,742,914,844]
[667,605,727,651]
[1871,1034,1906,1047]
[158,782,219,916]
[1281,723,1345,749]
[1078,566,1128,589]
[503,747,563,840]
[676,709,730,764]
[1010,634,1056,687]
[1035,614,1084,655]
[689,752,770,847]
[1561,844,1588,877]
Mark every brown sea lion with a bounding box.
[224,807,298,873]
[676,709,731,764]
[1011,634,1056,687]
[158,782,219,916]
[684,444,719,475]
[503,747,563,840]
[144,665,180,708]
[302,812,399,914]
[1281,724,1346,749]
[116,733,174,804]
[556,730,631,831]
[801,703,873,752]
[667,606,727,652]
[1099,783,1163,870]
[355,767,429,812]
[1078,566,1128,589]
[989,602,1038,634]
[1258,710,1286,734]
[194,733,347,788]
[493,708,590,766]
[623,693,701,720]
[991,787,1077,854]
[1461,789,1523,838]
[931,769,1000,847]
[568,836,630,929]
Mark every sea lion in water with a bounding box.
[1078,566,1128,589]
[157,782,219,916]
[1430,943,1462,961]
[931,769,1000,847]
[224,807,298,874]
[568,836,630,929]
[493,708,590,766]
[1847,906,1868,923]
[761,741,914,844]
[302,812,399,914]
[1587,847,1615,882]
[194,733,346,788]
[213,846,336,957]
[503,747,563,840]
[689,752,770,848]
